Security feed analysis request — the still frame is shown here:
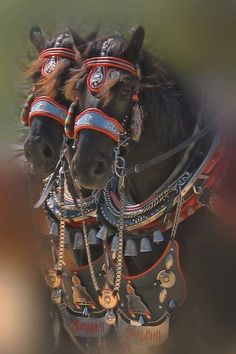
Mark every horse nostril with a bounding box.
[92,159,107,178]
[41,143,55,160]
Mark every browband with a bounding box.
[74,108,125,142]
[82,56,138,76]
[40,47,76,61]
[28,96,68,126]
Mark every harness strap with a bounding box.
[82,56,138,76]
[124,123,215,175]
[39,47,76,61]
[34,158,62,209]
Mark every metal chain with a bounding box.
[170,180,183,240]
[57,170,66,271]
[78,175,125,296]
[78,190,101,293]
[113,175,125,293]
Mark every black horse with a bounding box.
[23,26,96,177]
[21,27,102,354]
[66,27,236,354]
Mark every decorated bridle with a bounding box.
[21,33,77,127]
[65,37,143,145]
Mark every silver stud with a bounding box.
[73,231,85,250]
[124,239,138,257]
[140,237,152,252]
[96,225,108,240]
[153,230,164,243]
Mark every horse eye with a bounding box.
[120,87,132,98]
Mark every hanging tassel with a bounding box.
[124,239,138,257]
[20,90,35,126]
[130,91,142,142]
[64,100,78,138]
[140,237,152,252]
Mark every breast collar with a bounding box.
[97,133,227,233]
[45,176,97,225]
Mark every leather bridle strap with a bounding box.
[82,56,137,76]
[125,123,215,174]
[39,47,76,61]
[74,108,125,142]
[28,96,68,126]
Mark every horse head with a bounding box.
[67,26,196,198]
[23,26,97,177]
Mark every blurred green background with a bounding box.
[0,0,236,140]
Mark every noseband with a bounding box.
[74,108,125,142]
[27,96,68,126]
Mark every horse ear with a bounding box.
[29,26,46,52]
[85,28,99,43]
[69,27,86,48]
[124,26,145,62]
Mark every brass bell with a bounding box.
[153,230,164,243]
[124,239,138,257]
[96,225,108,240]
[88,228,100,245]
[140,237,152,252]
[73,231,85,249]
[50,222,58,236]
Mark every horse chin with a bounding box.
[27,161,56,179]
[72,173,108,191]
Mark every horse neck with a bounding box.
[124,76,196,203]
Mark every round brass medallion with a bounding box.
[157,270,176,288]
[98,289,118,309]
